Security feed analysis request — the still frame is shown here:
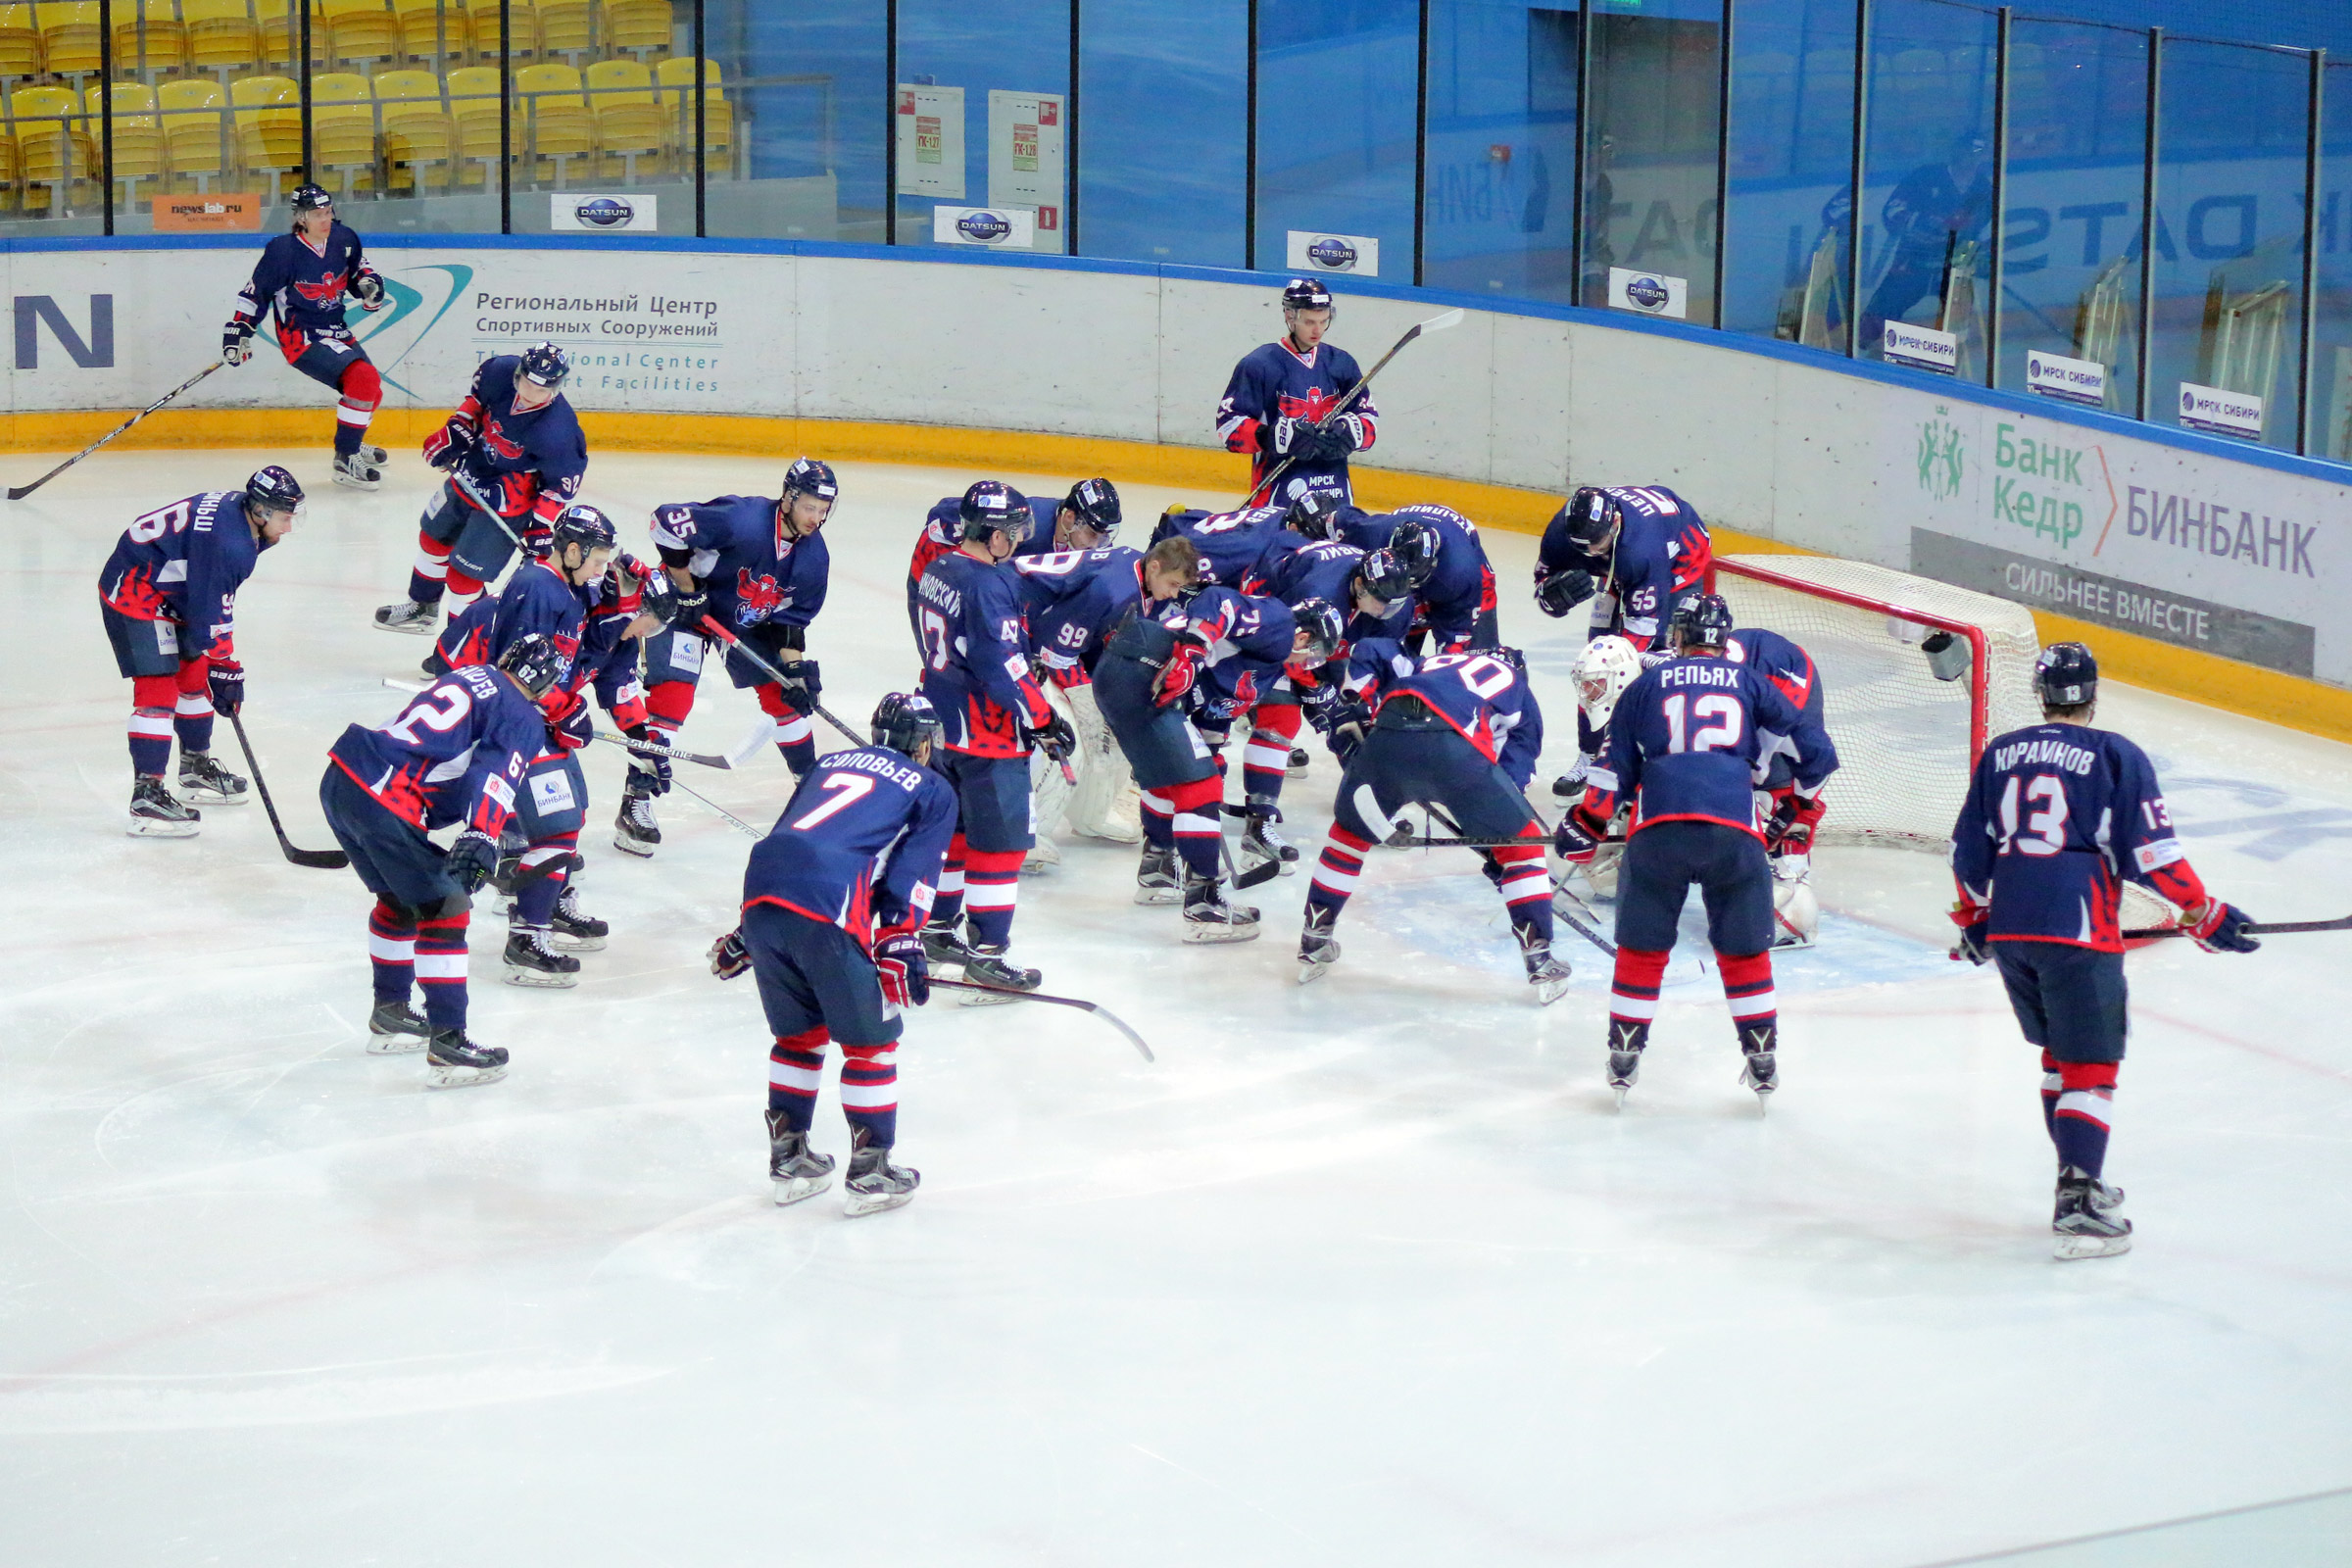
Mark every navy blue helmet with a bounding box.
[2034,641,2098,708]
[784,456,839,507]
[1388,515,1440,589]
[498,631,565,697]
[1558,487,1621,549]
[1285,489,1347,541]
[958,480,1030,544]
[289,183,333,214]
[1282,278,1335,314]
[550,502,616,558]
[244,464,305,519]
[1292,597,1345,662]
[1353,548,1414,607]
[518,341,569,388]
[1670,592,1736,652]
[1063,477,1121,537]
[871,691,944,758]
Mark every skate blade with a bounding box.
[177,786,249,806]
[2053,1231,2132,1260]
[772,1172,835,1207]
[425,1061,508,1089]
[366,1033,429,1055]
[333,475,383,491]
[1182,921,1262,945]
[1612,1086,1630,1110]
[548,932,608,953]
[612,834,657,858]
[843,1188,917,1218]
[126,816,201,838]
[1133,887,1182,906]
[1297,957,1333,985]
[1018,857,1059,876]
[502,965,580,989]
[371,619,438,636]
[1535,978,1571,1005]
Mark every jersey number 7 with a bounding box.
[792,772,875,829]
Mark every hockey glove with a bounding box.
[206,657,245,718]
[220,318,255,367]
[622,726,673,795]
[445,828,499,896]
[2184,900,2261,955]
[1271,415,1309,457]
[1328,694,1373,761]
[710,927,752,980]
[771,656,822,713]
[1155,635,1206,709]
[1765,790,1828,858]
[1947,899,1992,964]
[1553,807,1606,865]
[519,514,557,558]
[544,687,594,752]
[1024,707,1077,761]
[875,930,930,1009]
[642,572,710,631]
[422,416,479,471]
[1535,568,1597,619]
[352,270,387,311]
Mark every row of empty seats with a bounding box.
[0,0,678,87]
[0,54,726,212]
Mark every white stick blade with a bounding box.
[1420,307,1467,332]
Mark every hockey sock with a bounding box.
[128,673,176,776]
[1140,790,1175,851]
[2051,1061,2117,1178]
[514,832,578,928]
[443,566,485,619]
[2038,1050,2062,1140]
[756,682,817,777]
[368,899,417,1003]
[1307,822,1375,923]
[408,528,452,606]
[172,657,215,756]
[1717,950,1777,1054]
[416,906,470,1032]
[1609,947,1671,1052]
[927,833,968,928]
[1491,834,1553,944]
[645,678,697,743]
[334,361,380,458]
[767,1026,828,1135]
[1242,701,1301,804]
[1166,775,1225,881]
[961,849,1024,948]
[839,1040,900,1147]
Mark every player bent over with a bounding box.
[622,459,841,855]
[220,185,389,489]
[1533,485,1712,653]
[318,637,562,1086]
[1729,623,1840,949]
[1553,634,1644,889]
[98,466,305,836]
[710,693,957,1215]
[1298,643,1566,1001]
[1560,595,1823,1109]
[1339,503,1499,653]
[1949,643,2258,1259]
[373,343,586,637]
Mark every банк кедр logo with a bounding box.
[574,196,634,228]
[956,210,1012,242]
[1625,274,1670,312]
[1305,236,1358,270]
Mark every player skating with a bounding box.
[220,185,389,490]
[1558,595,1826,1109]
[618,459,841,856]
[1338,503,1499,653]
[372,343,586,637]
[1949,642,2258,1259]
[1533,486,1714,652]
[1216,278,1379,506]
[98,466,305,836]
[318,635,563,1086]
[710,693,956,1215]
[1296,642,1564,1001]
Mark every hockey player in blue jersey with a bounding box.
[906,478,1122,653]
[1216,278,1379,505]
[1535,485,1715,652]
[1727,624,1841,948]
[1949,642,2258,1259]
[1339,503,1500,652]
[621,459,842,855]
[372,343,588,638]
[98,466,305,837]
[1296,642,1567,1002]
[710,693,958,1216]
[221,186,389,489]
[1559,595,1824,1109]
[318,635,564,1088]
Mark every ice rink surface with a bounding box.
[4,449,2350,1567]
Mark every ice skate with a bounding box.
[1182,871,1260,945]
[1298,906,1341,983]
[1520,943,1572,1005]
[357,441,389,467]
[366,999,430,1054]
[332,449,383,490]
[2052,1168,2132,1259]
[548,884,608,952]
[1606,1020,1646,1108]
[502,925,580,988]
[1738,1022,1778,1110]
[1021,835,1062,875]
[1240,797,1299,877]
[612,774,662,857]
[843,1128,920,1217]
[127,775,201,838]
[958,945,1040,1004]
[373,598,438,636]
[1286,745,1311,777]
[176,751,249,805]
[766,1113,836,1207]
[919,917,977,972]
[424,1028,508,1088]
[1134,844,1182,906]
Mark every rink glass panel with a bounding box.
[1720,0,1859,343]
[1417,0,1577,306]
[2315,60,2352,463]
[1251,0,1419,280]
[2146,39,2311,452]
[1576,0,1723,320]
[1075,0,1248,270]
[708,0,885,244]
[892,0,1072,254]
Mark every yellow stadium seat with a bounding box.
[13,83,98,214]
[585,58,662,180]
[180,0,263,86]
[113,1,188,81]
[158,75,234,192]
[323,0,399,71]
[529,0,591,68]
[464,0,532,63]
[392,0,466,69]
[230,72,304,203]
[37,2,105,85]
[0,128,20,214]
[85,80,168,207]
[513,60,588,186]
[656,55,727,177]
[375,70,452,194]
[257,0,326,72]
[601,0,670,63]
[0,6,39,79]
[585,57,652,103]
[445,63,503,190]
[312,72,377,197]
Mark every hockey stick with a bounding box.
[591,729,738,769]
[695,613,867,748]
[671,775,764,840]
[2125,913,2352,942]
[1244,308,1464,507]
[927,978,1156,1062]
[8,362,224,501]
[1408,800,1615,956]
[226,711,349,869]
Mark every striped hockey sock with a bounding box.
[407,528,451,606]
[368,899,416,1004]
[1307,822,1375,923]
[1717,950,1777,1054]
[1609,947,1671,1053]
[2051,1061,2117,1178]
[840,1040,900,1147]
[929,833,967,928]
[961,849,1024,948]
[415,906,470,1032]
[767,1026,827,1134]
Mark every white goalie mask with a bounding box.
[1572,635,1645,728]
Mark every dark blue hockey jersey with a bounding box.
[1537,486,1714,651]
[327,663,544,836]
[231,222,379,340]
[98,490,264,662]
[1015,546,1147,684]
[445,355,588,525]
[906,488,1055,588]
[1725,627,1838,792]
[651,493,830,633]
[1265,539,1412,642]
[1342,503,1496,651]
[1590,652,1811,839]
[916,550,1054,758]
[428,556,591,680]
[1951,723,2209,952]
[1346,639,1544,792]
[1163,585,1299,713]
[1215,338,1379,502]
[1150,504,1306,592]
[745,745,959,943]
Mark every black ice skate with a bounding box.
[1551,773,1582,802]
[424,1027,509,1088]
[1134,844,1181,906]
[1297,905,1341,984]
[332,449,383,490]
[843,1127,920,1217]
[1182,870,1260,945]
[1517,934,1572,1005]
[612,772,662,857]
[127,775,201,838]
[1286,745,1311,778]
[367,999,430,1054]
[918,917,977,971]
[1606,1019,1648,1108]
[503,924,581,988]
[2052,1167,2132,1259]
[548,884,609,952]
[766,1112,837,1207]
[1738,1021,1778,1113]
[373,599,438,636]
[357,441,390,467]
[958,945,1040,1005]
[176,751,249,805]
[1240,795,1299,878]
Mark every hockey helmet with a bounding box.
[289,183,333,215]
[958,480,1030,544]
[1352,548,1413,608]
[2034,641,2098,708]
[1487,645,1528,673]
[1557,487,1622,549]
[549,502,617,562]
[783,456,839,508]
[1387,515,1441,589]
[871,691,944,760]
[244,464,306,521]
[1670,592,1736,653]
[1063,477,1121,539]
[1282,278,1335,316]
[498,632,565,698]
[1292,597,1346,662]
[1572,634,1643,726]
[1285,488,1347,541]
[518,341,569,389]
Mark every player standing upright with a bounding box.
[220,185,389,489]
[1727,624,1841,948]
[1534,485,1713,652]
[906,479,1121,656]
[98,466,305,836]
[371,343,586,637]
[1950,643,2258,1259]
[1216,278,1378,506]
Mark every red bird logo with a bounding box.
[735,569,785,619]
[480,418,526,462]
[1277,388,1342,422]
[293,269,349,304]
